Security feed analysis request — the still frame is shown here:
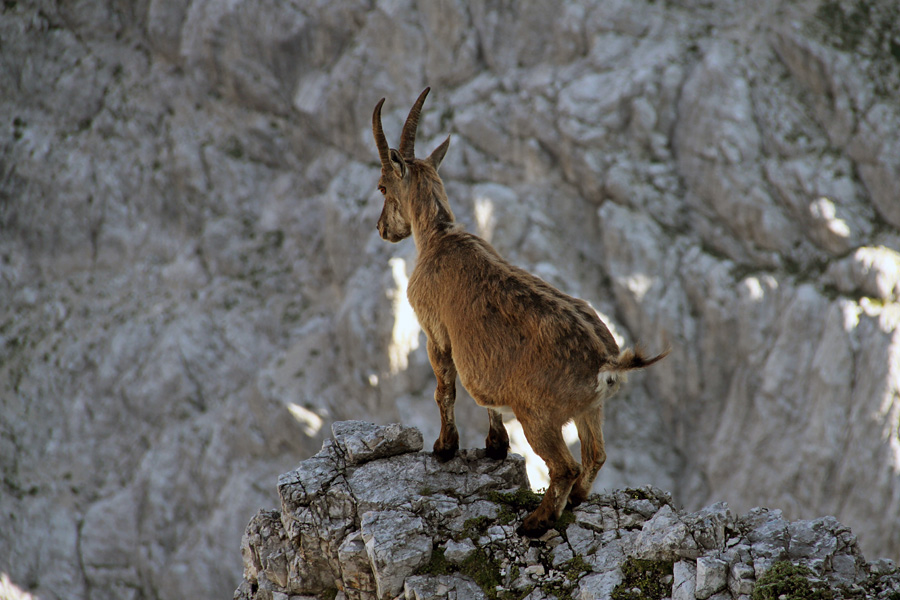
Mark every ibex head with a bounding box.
[373,87,451,243]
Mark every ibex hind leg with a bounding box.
[485,408,509,460]
[516,416,581,538]
[428,339,459,462]
[568,409,606,508]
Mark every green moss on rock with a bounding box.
[461,547,504,599]
[562,555,593,581]
[462,515,493,539]
[611,557,674,600]
[489,488,544,526]
[752,561,835,600]
[416,546,454,577]
[488,488,543,511]
[416,545,507,600]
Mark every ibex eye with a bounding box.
[378,186,386,195]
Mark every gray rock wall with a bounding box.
[1,1,898,599]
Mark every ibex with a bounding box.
[372,88,669,537]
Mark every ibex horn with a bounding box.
[372,98,391,169]
[399,87,430,161]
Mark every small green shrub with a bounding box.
[489,488,544,526]
[416,545,506,600]
[752,561,835,600]
[321,588,338,600]
[624,488,654,501]
[460,547,503,600]
[562,555,593,581]
[416,546,453,577]
[462,515,493,539]
[553,510,577,533]
[488,488,543,511]
[611,557,674,600]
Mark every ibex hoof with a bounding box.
[485,443,508,460]
[433,442,459,463]
[567,489,587,509]
[517,517,550,538]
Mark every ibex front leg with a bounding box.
[427,338,459,461]
[485,408,509,460]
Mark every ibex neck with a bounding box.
[412,219,458,254]
[409,180,456,254]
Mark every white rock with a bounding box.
[443,538,476,564]
[404,574,487,600]
[695,556,728,600]
[634,505,699,561]
[331,421,424,465]
[361,511,433,600]
[577,570,622,600]
[525,564,545,577]
[672,560,697,600]
[729,561,756,597]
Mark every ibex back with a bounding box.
[372,88,669,537]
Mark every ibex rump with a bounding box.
[372,88,669,537]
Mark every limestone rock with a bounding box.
[729,562,756,597]
[235,422,900,600]
[673,560,698,600]
[443,538,477,564]
[331,420,424,465]
[403,574,488,600]
[360,510,432,600]
[684,502,734,552]
[634,504,700,561]
[695,556,728,599]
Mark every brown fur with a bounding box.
[372,88,669,537]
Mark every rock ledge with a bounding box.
[235,422,900,600]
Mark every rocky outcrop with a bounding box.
[235,421,900,600]
[1,1,899,599]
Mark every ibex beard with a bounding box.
[372,87,669,537]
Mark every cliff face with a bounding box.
[235,421,900,600]
[1,1,899,599]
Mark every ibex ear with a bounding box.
[427,136,450,171]
[388,148,407,178]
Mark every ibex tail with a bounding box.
[611,345,670,372]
